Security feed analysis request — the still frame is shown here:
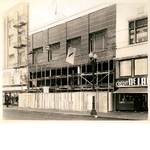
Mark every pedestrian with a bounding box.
[5,93,9,107]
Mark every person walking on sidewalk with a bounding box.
[5,93,9,107]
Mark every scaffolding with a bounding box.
[27,59,115,93]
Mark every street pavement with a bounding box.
[2,105,148,121]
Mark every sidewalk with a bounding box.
[3,105,148,120]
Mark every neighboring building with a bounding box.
[2,2,29,97]
[114,3,148,111]
[26,3,116,112]
[2,2,65,99]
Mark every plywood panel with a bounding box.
[84,92,88,111]
[51,93,54,109]
[99,92,107,113]
[72,93,75,110]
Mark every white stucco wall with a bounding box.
[116,3,148,58]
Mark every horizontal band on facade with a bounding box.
[114,54,148,61]
[113,87,147,93]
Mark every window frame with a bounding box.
[119,59,132,78]
[134,57,148,77]
[129,17,148,45]
[89,29,107,53]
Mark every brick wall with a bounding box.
[28,4,116,68]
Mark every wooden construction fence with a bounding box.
[19,92,113,113]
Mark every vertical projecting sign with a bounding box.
[66,47,76,65]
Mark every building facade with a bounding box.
[24,3,116,112]
[114,3,148,111]
[2,2,29,97]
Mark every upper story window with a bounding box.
[67,37,81,55]
[89,29,107,53]
[129,18,148,44]
[32,47,43,64]
[48,42,60,61]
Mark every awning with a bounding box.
[114,88,148,93]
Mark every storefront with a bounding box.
[2,68,28,104]
[114,77,148,111]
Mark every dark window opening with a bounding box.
[87,64,92,73]
[37,80,41,87]
[33,72,36,79]
[51,69,56,76]
[62,68,67,76]
[30,72,32,79]
[46,79,50,86]
[69,67,73,75]
[73,67,77,74]
[42,80,45,86]
[103,62,108,71]
[98,75,102,84]
[57,68,61,76]
[51,79,55,86]
[110,60,113,70]
[102,74,108,83]
[87,76,93,84]
[62,78,67,85]
[30,81,32,87]
[82,65,86,73]
[109,74,113,83]
[37,72,41,78]
[82,76,86,84]
[46,70,50,77]
[74,77,78,85]
[98,63,101,72]
[57,78,61,86]
[42,71,45,77]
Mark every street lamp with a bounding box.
[89,51,97,116]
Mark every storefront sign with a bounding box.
[2,68,28,86]
[116,77,148,87]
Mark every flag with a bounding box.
[66,47,76,65]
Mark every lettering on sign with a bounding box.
[116,77,148,87]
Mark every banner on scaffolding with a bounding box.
[66,47,76,65]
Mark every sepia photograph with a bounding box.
[0,0,149,122]
[0,0,150,150]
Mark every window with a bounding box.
[120,60,131,77]
[48,42,60,61]
[135,58,148,75]
[32,47,43,64]
[67,37,81,55]
[129,18,147,44]
[89,29,107,53]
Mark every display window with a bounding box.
[120,60,131,77]
[119,93,147,105]
[135,58,148,75]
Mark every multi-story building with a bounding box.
[114,3,148,111]
[2,2,64,101]
[2,2,29,97]
[25,2,116,112]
